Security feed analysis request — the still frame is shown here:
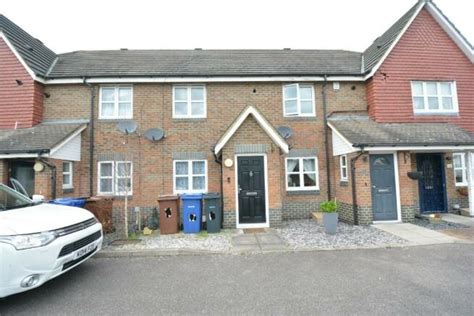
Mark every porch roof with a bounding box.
[328,112,474,150]
[0,122,87,157]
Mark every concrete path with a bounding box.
[440,213,474,227]
[231,229,288,252]
[372,223,460,245]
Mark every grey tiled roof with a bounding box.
[329,113,474,147]
[363,3,420,73]
[48,49,363,78]
[0,123,85,154]
[0,15,57,77]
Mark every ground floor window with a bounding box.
[340,155,348,181]
[453,153,467,186]
[286,157,319,191]
[62,161,73,189]
[173,160,207,194]
[98,161,133,196]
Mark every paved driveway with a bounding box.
[1,244,473,315]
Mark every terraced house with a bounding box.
[0,0,472,231]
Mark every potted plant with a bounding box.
[320,200,338,234]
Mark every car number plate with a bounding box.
[73,242,96,260]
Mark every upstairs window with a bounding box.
[99,87,133,119]
[286,157,319,191]
[283,84,315,117]
[453,153,467,187]
[173,86,206,118]
[411,81,458,114]
[62,161,73,189]
[173,160,207,194]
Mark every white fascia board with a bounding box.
[44,75,365,85]
[327,122,358,148]
[364,2,426,80]
[425,2,474,63]
[214,106,289,155]
[49,124,87,156]
[0,153,41,159]
[365,145,474,152]
[0,31,43,82]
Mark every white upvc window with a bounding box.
[411,81,458,114]
[453,153,467,187]
[99,86,133,119]
[340,155,348,181]
[285,157,319,191]
[283,84,315,117]
[173,160,207,194]
[173,85,206,118]
[62,161,73,189]
[98,161,133,196]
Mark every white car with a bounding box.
[0,184,103,298]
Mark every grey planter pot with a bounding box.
[323,212,338,234]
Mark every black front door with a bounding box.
[237,156,266,224]
[370,154,398,221]
[416,154,447,213]
[10,161,35,197]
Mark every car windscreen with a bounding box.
[0,184,33,211]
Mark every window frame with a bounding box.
[282,83,316,117]
[340,155,348,182]
[97,161,133,196]
[62,161,73,189]
[99,86,133,120]
[285,157,319,191]
[173,160,208,194]
[453,153,467,187]
[172,85,207,119]
[410,81,459,114]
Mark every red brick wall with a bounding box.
[366,8,474,132]
[43,82,367,219]
[0,37,44,128]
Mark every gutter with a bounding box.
[350,149,365,225]
[322,75,332,200]
[83,78,96,197]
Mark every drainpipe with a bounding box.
[350,148,365,225]
[83,78,96,197]
[213,151,224,228]
[39,157,57,200]
[322,75,332,200]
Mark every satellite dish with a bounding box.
[277,126,293,139]
[144,128,165,142]
[117,120,138,134]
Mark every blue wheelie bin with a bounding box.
[181,194,203,233]
[49,197,87,208]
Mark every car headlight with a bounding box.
[0,231,57,250]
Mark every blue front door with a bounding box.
[370,154,398,221]
[416,154,447,213]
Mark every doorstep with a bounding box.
[231,229,288,252]
[372,223,461,245]
[440,214,474,227]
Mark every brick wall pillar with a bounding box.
[0,160,8,185]
[397,152,417,222]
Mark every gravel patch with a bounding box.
[413,218,470,231]
[276,219,407,249]
[107,230,233,252]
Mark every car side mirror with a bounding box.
[32,194,45,203]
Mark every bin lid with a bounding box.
[50,197,86,202]
[181,193,203,200]
[203,193,221,199]
[157,194,179,201]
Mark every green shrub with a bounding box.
[320,200,338,213]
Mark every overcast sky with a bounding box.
[2,0,473,53]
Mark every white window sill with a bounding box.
[287,187,320,192]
